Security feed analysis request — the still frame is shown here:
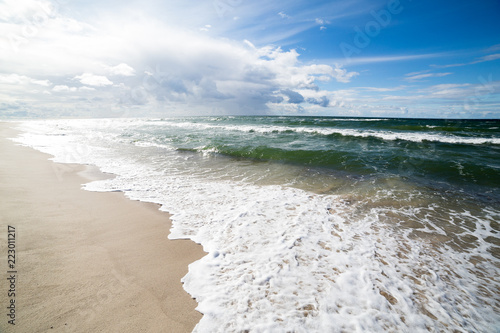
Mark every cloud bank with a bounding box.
[0,2,358,117]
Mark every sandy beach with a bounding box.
[0,122,205,332]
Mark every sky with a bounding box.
[0,0,499,119]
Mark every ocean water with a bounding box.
[13,116,500,332]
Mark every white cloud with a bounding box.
[53,85,77,92]
[105,63,136,77]
[0,74,28,84]
[472,53,500,63]
[328,52,448,66]
[405,72,452,82]
[74,73,113,86]
[431,52,500,69]
[30,78,51,86]
[405,69,430,77]
[79,86,96,91]
[332,65,359,83]
[0,73,51,86]
[278,12,289,19]
[426,83,471,91]
[200,25,212,32]
[51,85,96,93]
[419,81,499,100]
[360,86,406,92]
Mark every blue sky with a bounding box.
[0,0,499,118]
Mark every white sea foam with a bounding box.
[12,119,500,332]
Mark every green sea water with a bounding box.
[129,116,500,199]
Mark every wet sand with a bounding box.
[0,122,205,332]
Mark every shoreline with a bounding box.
[0,122,205,332]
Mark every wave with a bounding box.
[156,120,500,146]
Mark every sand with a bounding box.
[0,122,206,332]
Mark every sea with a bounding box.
[12,116,500,332]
